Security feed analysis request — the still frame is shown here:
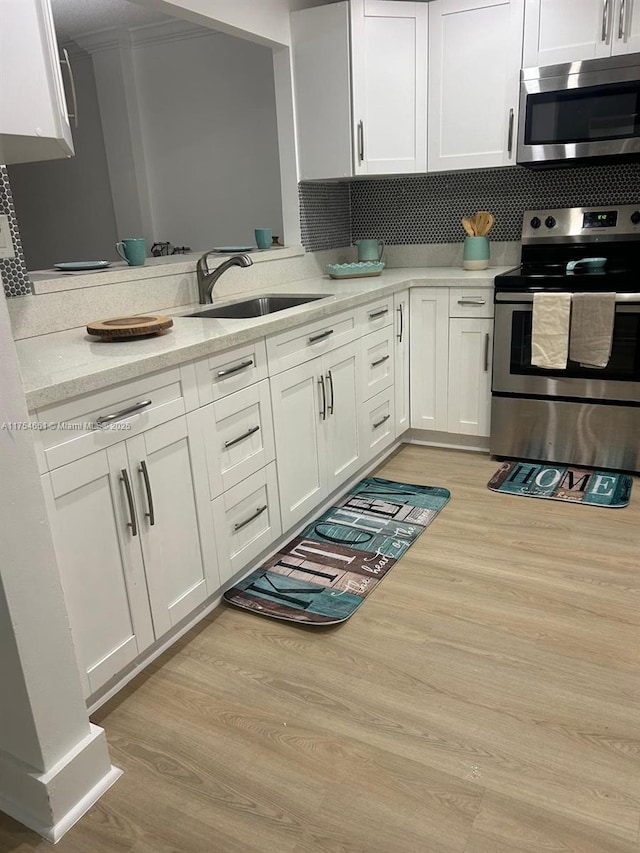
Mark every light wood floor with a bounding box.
[2,446,639,853]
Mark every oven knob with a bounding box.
[545,216,556,229]
[631,210,640,224]
[530,216,541,229]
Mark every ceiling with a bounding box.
[50,0,171,41]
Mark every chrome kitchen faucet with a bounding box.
[196,252,253,304]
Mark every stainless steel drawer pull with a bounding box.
[234,504,267,531]
[139,460,155,526]
[619,0,626,38]
[507,107,514,156]
[60,48,78,128]
[224,424,260,449]
[96,399,152,426]
[327,370,335,415]
[318,375,327,420]
[217,359,254,378]
[458,298,486,306]
[397,303,404,342]
[371,355,390,368]
[309,329,334,344]
[357,120,365,163]
[372,413,391,430]
[369,308,389,319]
[484,333,490,373]
[120,469,137,536]
[602,0,610,40]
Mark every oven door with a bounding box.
[493,292,640,403]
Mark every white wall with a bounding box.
[7,46,119,271]
[133,27,283,249]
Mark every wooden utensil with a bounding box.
[462,216,476,236]
[474,210,495,237]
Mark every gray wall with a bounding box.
[7,45,118,271]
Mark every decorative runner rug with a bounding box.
[488,460,632,507]
[223,477,450,625]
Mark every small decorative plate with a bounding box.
[86,315,173,340]
[54,260,111,271]
[212,246,254,253]
[326,261,385,279]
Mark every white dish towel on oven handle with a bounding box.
[569,292,616,369]
[531,292,571,369]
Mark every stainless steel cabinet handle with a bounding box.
[357,120,365,163]
[120,469,137,536]
[224,424,260,449]
[458,298,486,305]
[372,413,391,430]
[618,0,626,38]
[138,460,155,526]
[60,48,78,128]
[234,504,267,531]
[371,354,390,368]
[369,308,389,319]
[96,399,152,426]
[484,333,490,373]
[326,370,334,415]
[308,329,334,344]
[507,108,514,156]
[397,303,404,342]
[602,0,611,40]
[217,358,253,377]
[318,375,327,420]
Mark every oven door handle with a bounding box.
[495,292,640,304]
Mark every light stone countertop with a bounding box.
[17,267,507,411]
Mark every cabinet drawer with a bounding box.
[360,387,396,463]
[36,363,198,471]
[267,310,358,374]
[358,296,394,332]
[212,463,281,585]
[196,339,267,405]
[449,287,493,318]
[202,380,275,498]
[361,325,394,401]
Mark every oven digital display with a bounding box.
[583,210,618,228]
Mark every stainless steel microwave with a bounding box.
[517,54,640,166]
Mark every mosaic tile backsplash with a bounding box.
[0,166,31,298]
[300,161,640,251]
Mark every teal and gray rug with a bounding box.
[488,460,632,507]
[223,476,450,625]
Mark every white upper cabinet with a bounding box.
[291,0,427,179]
[523,0,640,67]
[350,0,428,175]
[428,0,525,172]
[0,0,75,164]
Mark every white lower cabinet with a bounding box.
[42,411,217,698]
[411,286,493,438]
[271,340,362,531]
[212,463,281,585]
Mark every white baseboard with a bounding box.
[407,428,490,453]
[0,724,121,842]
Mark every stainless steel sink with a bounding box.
[184,294,328,319]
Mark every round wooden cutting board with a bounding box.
[86,314,174,340]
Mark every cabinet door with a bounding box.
[523,0,612,66]
[612,0,640,54]
[0,0,74,164]
[410,288,449,432]
[271,358,328,531]
[394,289,410,436]
[351,0,428,175]
[127,413,219,638]
[428,0,524,171]
[42,446,154,698]
[448,318,493,436]
[324,341,362,493]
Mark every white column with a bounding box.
[76,29,155,245]
[0,281,120,842]
[273,44,302,248]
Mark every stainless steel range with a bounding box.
[491,204,640,473]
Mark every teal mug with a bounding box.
[356,238,384,262]
[255,228,272,249]
[462,236,489,270]
[116,238,146,266]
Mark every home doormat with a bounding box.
[488,460,632,507]
[223,477,450,625]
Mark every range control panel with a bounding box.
[522,205,640,243]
